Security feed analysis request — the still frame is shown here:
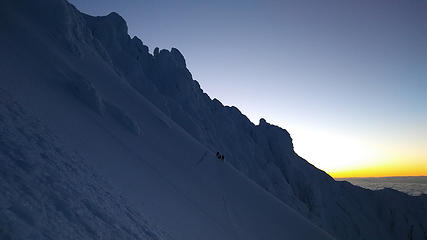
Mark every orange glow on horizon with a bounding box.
[328,161,427,178]
[287,124,427,179]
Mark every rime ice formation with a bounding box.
[0,0,425,239]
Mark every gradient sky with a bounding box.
[69,0,427,177]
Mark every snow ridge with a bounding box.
[80,6,427,240]
[0,0,426,239]
[81,6,427,240]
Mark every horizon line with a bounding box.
[334,175,427,179]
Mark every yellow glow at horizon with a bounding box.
[289,125,427,178]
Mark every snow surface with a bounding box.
[0,90,169,240]
[0,0,426,239]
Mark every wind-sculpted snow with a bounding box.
[0,1,335,239]
[83,9,426,240]
[68,77,105,114]
[80,10,427,240]
[0,90,168,240]
[0,0,426,239]
[104,101,143,136]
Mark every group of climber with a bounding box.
[216,152,225,161]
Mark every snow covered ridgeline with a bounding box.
[79,4,427,240]
[0,0,426,239]
[0,1,335,239]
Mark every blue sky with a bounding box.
[69,0,427,176]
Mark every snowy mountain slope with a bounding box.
[80,8,427,240]
[0,0,426,239]
[62,4,427,240]
[0,0,335,239]
[0,90,169,240]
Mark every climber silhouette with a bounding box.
[216,152,224,161]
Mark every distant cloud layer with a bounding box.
[337,176,427,196]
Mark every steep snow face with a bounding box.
[79,5,427,240]
[0,90,168,240]
[0,0,425,239]
[78,7,427,240]
[0,0,335,240]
